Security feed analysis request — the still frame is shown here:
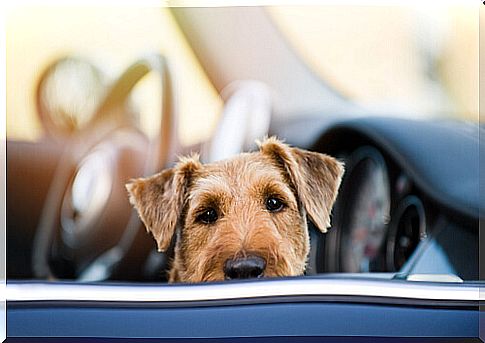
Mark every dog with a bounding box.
[127,137,344,283]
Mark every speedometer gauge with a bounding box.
[329,146,391,273]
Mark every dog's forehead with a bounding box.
[192,152,285,191]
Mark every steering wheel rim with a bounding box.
[32,54,177,280]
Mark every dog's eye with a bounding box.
[197,208,218,224]
[266,197,285,212]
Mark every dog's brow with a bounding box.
[251,177,296,203]
[188,176,231,214]
[191,192,222,207]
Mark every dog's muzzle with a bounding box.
[223,255,266,280]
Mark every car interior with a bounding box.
[6,5,481,286]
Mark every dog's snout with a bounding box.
[224,255,266,280]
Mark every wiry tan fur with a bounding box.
[127,137,344,283]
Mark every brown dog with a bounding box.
[127,137,344,283]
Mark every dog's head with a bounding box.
[127,137,344,282]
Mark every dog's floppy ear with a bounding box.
[258,137,344,233]
[126,155,201,252]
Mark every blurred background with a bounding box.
[6,6,222,146]
[7,4,479,144]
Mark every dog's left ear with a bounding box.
[258,137,344,233]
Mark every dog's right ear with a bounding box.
[126,155,201,252]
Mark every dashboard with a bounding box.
[276,116,480,281]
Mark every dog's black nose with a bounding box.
[224,255,266,280]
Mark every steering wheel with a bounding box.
[32,54,177,281]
